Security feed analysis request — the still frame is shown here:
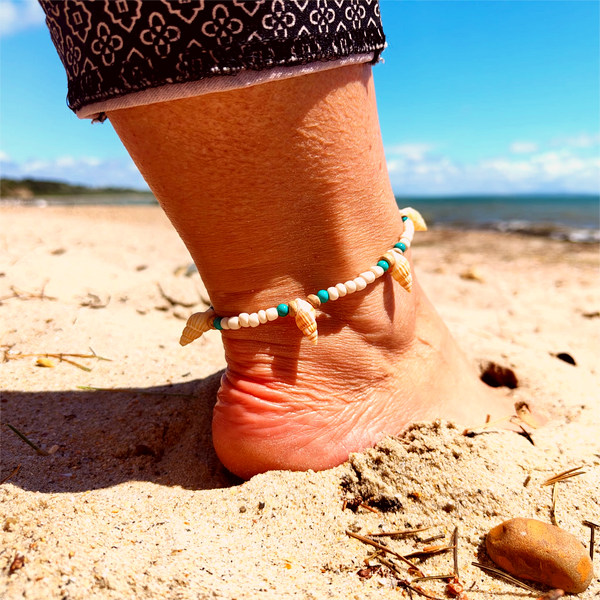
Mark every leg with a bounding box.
[109,64,511,478]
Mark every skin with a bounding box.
[108,64,512,479]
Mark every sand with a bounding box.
[1,205,598,599]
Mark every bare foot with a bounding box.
[212,260,513,478]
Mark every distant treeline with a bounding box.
[1,177,151,198]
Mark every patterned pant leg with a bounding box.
[40,1,385,119]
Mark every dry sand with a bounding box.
[1,205,598,599]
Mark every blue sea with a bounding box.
[396,194,599,243]
[3,193,599,243]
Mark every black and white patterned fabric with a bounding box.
[40,1,385,115]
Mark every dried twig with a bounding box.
[5,423,48,456]
[77,385,197,398]
[0,284,56,303]
[472,562,538,592]
[403,545,454,559]
[463,414,512,435]
[377,556,443,600]
[542,465,585,486]
[420,533,445,544]
[359,502,379,514]
[346,530,425,577]
[412,574,456,582]
[583,520,599,560]
[367,526,434,537]
[0,464,21,485]
[451,526,459,579]
[4,352,111,372]
[550,482,559,525]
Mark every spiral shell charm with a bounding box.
[294,298,318,345]
[390,252,412,293]
[179,308,215,346]
[400,207,428,231]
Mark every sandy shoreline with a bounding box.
[1,206,598,599]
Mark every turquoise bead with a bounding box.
[317,289,329,303]
[213,317,223,330]
[395,242,407,252]
[402,215,408,222]
[277,303,289,317]
[377,260,390,272]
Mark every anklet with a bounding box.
[180,207,427,347]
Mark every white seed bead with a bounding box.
[344,280,357,294]
[335,283,347,297]
[228,316,241,330]
[239,312,250,327]
[249,313,260,327]
[258,309,268,324]
[266,307,279,321]
[370,265,385,278]
[353,276,367,291]
[402,218,415,241]
[360,271,376,284]
[220,317,230,330]
[327,286,340,301]
[399,237,411,249]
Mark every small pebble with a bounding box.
[486,518,594,593]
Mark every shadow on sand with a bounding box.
[1,369,244,494]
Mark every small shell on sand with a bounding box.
[179,308,215,346]
[486,518,594,593]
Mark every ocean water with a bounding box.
[396,194,600,243]
[3,193,598,243]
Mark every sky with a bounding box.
[0,0,598,196]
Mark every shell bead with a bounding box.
[249,313,260,327]
[317,289,329,303]
[276,303,289,317]
[399,237,411,249]
[307,294,321,309]
[258,310,268,324]
[294,298,318,345]
[370,265,385,278]
[179,308,216,346]
[288,300,298,317]
[353,276,367,291]
[220,317,230,330]
[228,316,241,330]
[335,283,348,297]
[239,312,250,327]
[402,218,415,241]
[390,252,412,293]
[266,307,279,321]
[381,252,397,267]
[327,286,340,301]
[344,280,357,294]
[360,271,376,284]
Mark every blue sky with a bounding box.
[1,0,598,195]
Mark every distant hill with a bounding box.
[0,177,152,199]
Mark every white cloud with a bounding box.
[387,143,436,161]
[556,133,600,149]
[385,144,600,195]
[0,0,45,37]
[0,154,150,191]
[510,141,538,154]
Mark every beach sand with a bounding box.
[1,206,598,599]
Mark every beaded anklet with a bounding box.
[180,206,427,347]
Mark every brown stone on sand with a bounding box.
[486,518,593,593]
